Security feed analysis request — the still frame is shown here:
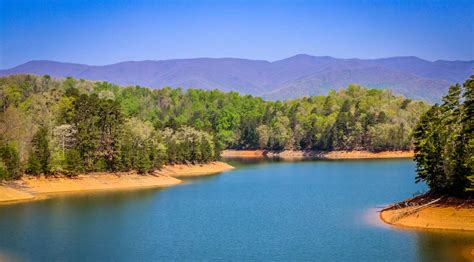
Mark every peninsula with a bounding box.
[0,162,234,204]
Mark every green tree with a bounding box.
[64,149,84,176]
[330,100,353,150]
[462,76,474,190]
[414,76,474,195]
[72,94,123,171]
[413,105,446,193]
[27,126,51,176]
[0,141,21,180]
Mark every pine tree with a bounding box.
[27,126,51,176]
[414,105,445,192]
[0,141,21,180]
[64,149,83,176]
[414,77,474,196]
[441,84,467,194]
[136,145,152,174]
[462,75,474,190]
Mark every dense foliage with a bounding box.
[0,142,20,180]
[413,75,474,196]
[26,126,51,175]
[0,74,429,179]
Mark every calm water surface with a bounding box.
[1,159,473,261]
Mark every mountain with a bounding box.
[263,66,452,102]
[1,55,473,102]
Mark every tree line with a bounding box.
[0,74,429,179]
[413,75,473,196]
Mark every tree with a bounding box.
[27,126,51,176]
[413,76,474,196]
[73,94,101,169]
[53,97,76,124]
[256,125,270,149]
[72,94,123,171]
[162,126,216,164]
[269,114,291,150]
[413,105,446,193]
[441,84,467,194]
[64,149,84,176]
[462,76,474,190]
[53,124,77,156]
[118,118,167,173]
[330,100,354,150]
[0,141,21,180]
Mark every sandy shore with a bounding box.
[0,161,233,204]
[221,150,267,158]
[222,150,414,159]
[380,195,474,231]
[0,186,35,202]
[158,161,234,177]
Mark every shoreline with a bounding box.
[157,162,234,177]
[0,161,234,204]
[380,194,474,231]
[221,150,414,160]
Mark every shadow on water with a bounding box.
[0,187,179,230]
[362,206,474,262]
[222,156,284,168]
[179,173,222,185]
[223,156,415,165]
[414,230,474,262]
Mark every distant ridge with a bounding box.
[1,55,473,102]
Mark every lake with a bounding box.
[1,159,473,261]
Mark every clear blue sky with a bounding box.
[1,0,473,69]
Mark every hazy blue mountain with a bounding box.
[262,66,451,102]
[1,55,473,102]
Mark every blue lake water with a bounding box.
[1,158,473,261]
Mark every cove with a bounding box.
[0,159,473,261]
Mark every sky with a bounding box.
[0,0,473,69]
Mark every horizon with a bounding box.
[1,0,473,69]
[4,53,474,70]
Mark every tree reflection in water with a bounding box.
[416,230,474,262]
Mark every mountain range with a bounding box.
[1,55,473,102]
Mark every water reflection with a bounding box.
[361,206,474,261]
[0,159,472,261]
[180,172,222,184]
[222,156,284,167]
[415,230,474,262]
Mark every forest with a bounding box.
[0,74,429,179]
[414,75,473,195]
